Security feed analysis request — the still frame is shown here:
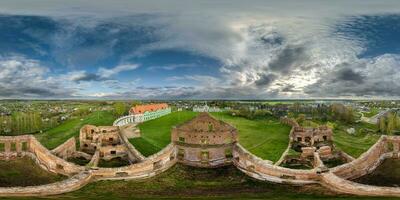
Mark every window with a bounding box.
[153,160,162,170]
[178,148,185,159]
[56,164,64,170]
[297,137,302,142]
[208,123,214,132]
[323,136,327,141]
[22,142,28,151]
[109,137,114,141]
[178,137,185,142]
[84,144,88,147]
[225,148,233,158]
[200,139,208,144]
[110,150,116,155]
[201,151,209,161]
[305,137,311,142]
[11,142,16,151]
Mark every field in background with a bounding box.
[211,112,291,162]
[35,111,116,149]
[129,111,198,156]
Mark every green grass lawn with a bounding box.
[35,111,116,149]
[309,119,380,158]
[333,122,380,158]
[211,112,291,162]
[129,111,198,156]
[3,164,399,200]
[363,108,380,118]
[0,156,66,187]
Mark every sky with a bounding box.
[0,0,399,100]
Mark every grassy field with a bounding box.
[0,156,66,187]
[35,111,116,149]
[211,112,291,162]
[333,121,380,158]
[129,111,198,156]
[363,108,380,118]
[3,164,400,200]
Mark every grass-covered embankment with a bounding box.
[129,111,198,156]
[211,112,291,162]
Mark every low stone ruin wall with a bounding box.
[28,136,84,176]
[51,138,77,160]
[91,143,177,180]
[321,171,400,197]
[117,130,145,162]
[0,135,84,176]
[232,143,319,184]
[0,171,93,197]
[330,136,389,179]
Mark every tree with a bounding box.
[379,116,387,134]
[296,114,306,124]
[114,102,127,116]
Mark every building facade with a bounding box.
[79,125,128,160]
[193,104,222,112]
[171,113,237,168]
[114,103,171,126]
[291,125,333,147]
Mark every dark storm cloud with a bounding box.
[335,67,364,84]
[304,55,400,97]
[254,73,276,86]
[71,72,104,82]
[268,45,307,74]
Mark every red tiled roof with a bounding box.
[129,103,168,115]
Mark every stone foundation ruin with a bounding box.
[1,113,400,197]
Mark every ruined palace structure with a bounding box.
[4,113,400,197]
[171,113,237,167]
[291,125,333,147]
[113,103,171,126]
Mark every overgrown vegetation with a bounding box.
[378,111,400,134]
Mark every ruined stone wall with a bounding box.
[51,137,76,159]
[0,171,93,197]
[321,171,400,197]
[91,143,177,180]
[177,144,232,167]
[232,143,319,184]
[330,136,389,180]
[280,117,299,127]
[118,130,145,162]
[28,136,84,176]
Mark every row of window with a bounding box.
[0,141,28,152]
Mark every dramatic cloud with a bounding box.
[0,57,76,98]
[0,1,400,99]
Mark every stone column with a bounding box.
[394,142,400,153]
[16,141,22,153]
[4,141,11,153]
